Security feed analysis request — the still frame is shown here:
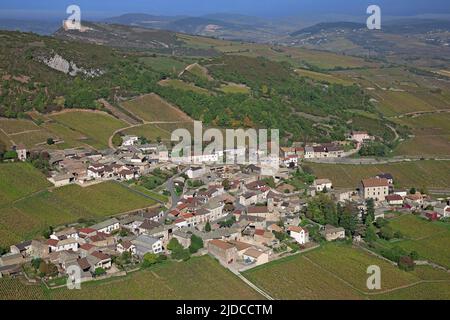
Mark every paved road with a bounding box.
[304,157,450,165]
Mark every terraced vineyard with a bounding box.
[243,243,450,300]
[305,160,450,189]
[0,163,156,247]
[0,256,262,300]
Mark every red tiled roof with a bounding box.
[386,194,403,201]
[248,206,268,214]
[361,178,389,188]
[80,243,95,251]
[47,239,59,246]
[91,251,110,261]
[78,228,96,234]
[288,226,305,233]
[254,229,265,236]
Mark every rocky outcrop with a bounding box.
[39,53,104,77]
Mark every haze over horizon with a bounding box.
[1,0,450,20]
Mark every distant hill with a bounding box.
[53,22,218,56]
[0,18,60,35]
[284,19,450,67]
[290,22,366,36]
[103,13,283,42]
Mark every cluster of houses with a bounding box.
[2,131,449,281]
[46,138,169,186]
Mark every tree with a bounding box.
[46,138,55,145]
[167,238,182,252]
[398,256,415,271]
[42,226,54,239]
[365,199,375,226]
[379,226,395,240]
[338,203,358,235]
[410,188,416,195]
[142,253,159,267]
[31,258,42,270]
[204,221,211,232]
[222,179,230,190]
[94,267,106,276]
[364,225,377,244]
[3,150,17,160]
[189,235,204,254]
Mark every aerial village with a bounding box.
[0,130,449,285]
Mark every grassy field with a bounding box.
[12,182,155,229]
[0,162,51,206]
[0,118,40,134]
[372,282,450,300]
[386,214,450,268]
[294,69,353,85]
[159,79,211,95]
[243,243,450,300]
[305,160,450,189]
[122,93,192,123]
[0,165,156,247]
[178,34,375,70]
[50,111,127,150]
[219,83,251,94]
[0,256,262,300]
[139,55,189,75]
[393,113,450,157]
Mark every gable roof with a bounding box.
[361,178,389,188]
[209,239,235,251]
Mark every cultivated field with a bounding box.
[158,79,211,95]
[305,160,450,189]
[50,110,127,150]
[393,113,450,157]
[243,243,450,300]
[0,162,51,205]
[0,256,262,300]
[387,215,450,268]
[294,69,353,85]
[122,93,193,123]
[139,55,189,75]
[0,164,156,247]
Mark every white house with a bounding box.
[16,145,27,161]
[304,146,314,159]
[48,238,80,252]
[313,179,333,192]
[186,166,206,179]
[116,240,137,255]
[121,135,139,147]
[282,155,298,168]
[90,218,120,234]
[132,235,163,256]
[435,203,450,218]
[288,226,309,245]
[349,131,372,143]
[239,192,258,206]
[385,194,404,206]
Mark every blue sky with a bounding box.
[1,0,449,19]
